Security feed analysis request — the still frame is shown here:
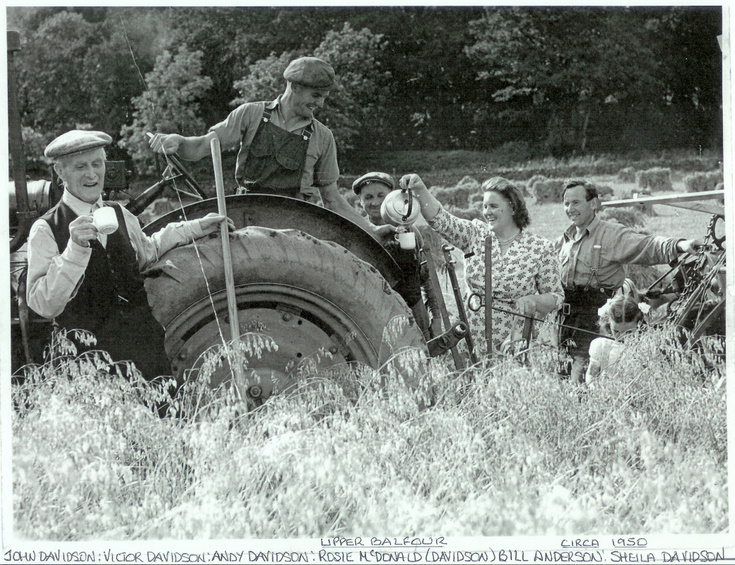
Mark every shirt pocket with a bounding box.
[275,150,303,171]
[275,136,307,170]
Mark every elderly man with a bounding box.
[556,178,701,383]
[148,56,368,229]
[352,172,442,341]
[27,130,228,380]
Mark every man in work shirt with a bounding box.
[556,178,701,383]
[148,56,369,229]
[27,130,228,380]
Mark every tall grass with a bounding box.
[12,325,726,540]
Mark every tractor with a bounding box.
[7,31,467,403]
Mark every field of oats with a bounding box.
[11,152,728,540]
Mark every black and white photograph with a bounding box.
[1,3,732,563]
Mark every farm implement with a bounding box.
[602,191,727,348]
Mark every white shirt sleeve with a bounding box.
[27,207,211,318]
[122,207,207,270]
[26,219,92,319]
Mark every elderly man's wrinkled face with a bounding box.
[359,183,391,225]
[55,148,106,204]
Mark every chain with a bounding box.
[667,213,721,323]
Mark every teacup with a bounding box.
[93,206,119,235]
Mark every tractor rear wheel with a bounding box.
[144,227,427,400]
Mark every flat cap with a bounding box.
[44,130,112,160]
[352,171,395,195]
[283,57,335,89]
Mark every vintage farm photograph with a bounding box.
[4,4,730,545]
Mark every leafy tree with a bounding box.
[643,7,722,150]
[9,8,171,163]
[16,11,103,133]
[465,7,667,155]
[6,5,724,170]
[313,23,392,152]
[120,46,213,174]
[363,7,487,150]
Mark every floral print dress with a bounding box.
[428,208,563,356]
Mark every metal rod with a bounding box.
[8,31,35,253]
[520,315,534,364]
[442,244,478,364]
[484,236,493,357]
[422,242,465,370]
[210,137,245,395]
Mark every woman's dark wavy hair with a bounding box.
[481,176,531,229]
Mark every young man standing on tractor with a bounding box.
[556,178,702,383]
[352,171,442,341]
[148,56,371,230]
[26,130,229,381]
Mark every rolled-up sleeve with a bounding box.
[209,102,262,152]
[606,223,680,265]
[309,126,339,188]
[427,207,483,255]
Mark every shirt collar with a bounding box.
[62,190,103,217]
[564,215,600,241]
[265,96,281,111]
[267,94,313,131]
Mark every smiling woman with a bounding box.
[398,173,563,355]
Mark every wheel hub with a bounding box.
[165,284,377,398]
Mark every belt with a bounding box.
[564,285,617,298]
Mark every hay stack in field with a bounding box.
[636,167,672,192]
[515,180,530,198]
[447,204,483,221]
[683,171,723,193]
[599,206,648,230]
[432,177,479,209]
[596,184,615,200]
[617,167,636,183]
[530,178,564,204]
[456,175,481,191]
[624,187,655,216]
[527,174,548,188]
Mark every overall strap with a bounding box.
[262,105,273,123]
[261,105,313,141]
[585,243,603,289]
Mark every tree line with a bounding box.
[7,6,723,176]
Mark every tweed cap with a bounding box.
[352,171,396,195]
[283,57,335,89]
[44,130,112,160]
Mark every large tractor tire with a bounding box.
[144,227,427,401]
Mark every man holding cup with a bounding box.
[26,130,227,380]
[352,171,441,341]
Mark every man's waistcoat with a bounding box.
[42,201,147,332]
